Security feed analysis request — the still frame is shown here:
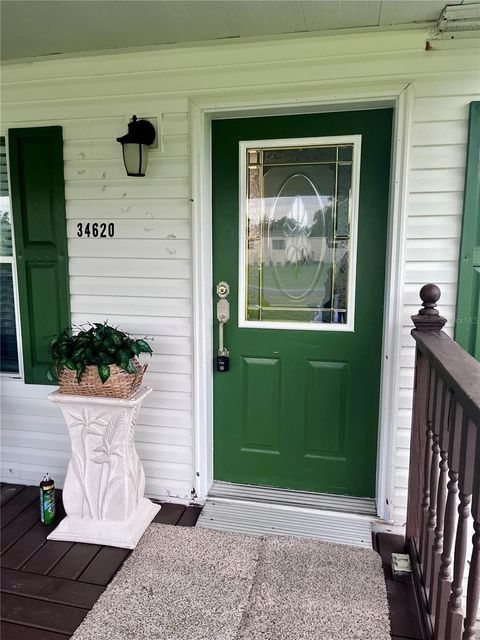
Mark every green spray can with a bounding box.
[40,474,56,524]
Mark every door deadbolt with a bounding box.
[216,281,230,298]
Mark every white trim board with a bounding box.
[190,82,413,524]
[1,133,25,382]
[375,86,413,524]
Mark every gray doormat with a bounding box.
[73,524,390,640]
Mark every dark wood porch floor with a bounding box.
[1,483,424,639]
[0,483,201,639]
[374,532,425,640]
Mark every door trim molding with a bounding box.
[375,85,414,522]
[190,82,414,523]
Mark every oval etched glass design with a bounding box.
[268,174,326,301]
[245,143,354,327]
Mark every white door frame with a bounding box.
[190,82,413,522]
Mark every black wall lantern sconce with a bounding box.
[116,115,156,177]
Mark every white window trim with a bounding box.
[238,135,361,333]
[0,136,24,380]
[0,257,23,380]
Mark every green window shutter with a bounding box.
[8,126,70,384]
[455,102,480,360]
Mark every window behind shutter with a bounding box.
[455,102,480,360]
[1,136,19,373]
[8,126,70,384]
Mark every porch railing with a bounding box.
[406,284,480,640]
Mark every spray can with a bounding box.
[40,474,56,524]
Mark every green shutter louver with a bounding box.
[8,126,70,384]
[455,102,480,360]
[0,137,8,197]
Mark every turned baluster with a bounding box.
[446,418,478,639]
[435,402,463,639]
[406,350,431,544]
[424,378,446,597]
[462,522,480,640]
[420,367,437,571]
[418,367,437,566]
[447,493,472,639]
[428,383,450,612]
[462,421,480,640]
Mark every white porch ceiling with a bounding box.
[0,0,470,62]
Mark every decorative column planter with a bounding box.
[47,386,160,549]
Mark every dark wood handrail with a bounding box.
[406,284,480,640]
[413,332,480,427]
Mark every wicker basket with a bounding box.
[58,358,147,399]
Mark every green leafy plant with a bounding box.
[48,323,153,384]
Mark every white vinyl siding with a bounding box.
[1,29,478,515]
[0,109,195,500]
[392,83,480,523]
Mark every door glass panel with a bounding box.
[242,139,358,329]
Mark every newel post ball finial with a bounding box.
[411,283,447,332]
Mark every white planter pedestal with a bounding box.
[47,387,160,549]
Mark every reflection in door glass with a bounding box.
[245,144,354,325]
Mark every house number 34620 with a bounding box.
[77,223,115,238]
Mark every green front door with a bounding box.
[212,109,392,498]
